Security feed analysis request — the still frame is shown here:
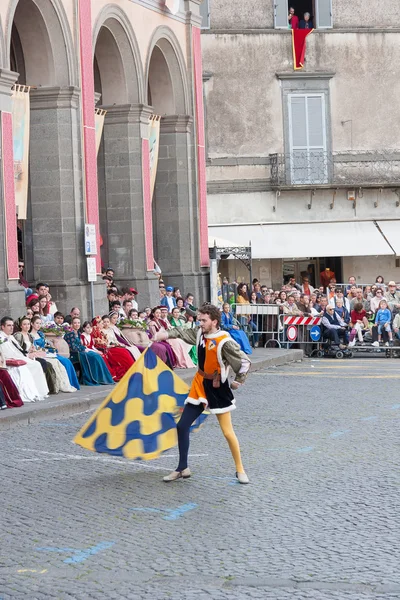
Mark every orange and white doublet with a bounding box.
[167,327,251,414]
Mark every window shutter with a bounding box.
[274,0,288,29]
[316,0,333,28]
[200,0,210,29]
[288,94,327,184]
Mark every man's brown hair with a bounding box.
[198,303,221,326]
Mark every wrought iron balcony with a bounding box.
[269,150,400,188]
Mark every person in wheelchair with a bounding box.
[321,306,348,350]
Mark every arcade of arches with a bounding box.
[0,0,209,316]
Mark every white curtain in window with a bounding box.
[316,0,333,28]
[274,0,288,28]
[288,94,328,184]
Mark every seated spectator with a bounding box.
[327,279,337,300]
[159,281,166,299]
[350,288,370,311]
[46,290,58,316]
[128,309,139,320]
[53,312,65,326]
[370,288,384,314]
[184,293,197,312]
[373,300,393,346]
[30,315,78,392]
[301,276,314,296]
[64,307,81,326]
[84,318,135,382]
[110,300,123,320]
[321,306,347,349]
[176,297,186,317]
[169,307,198,365]
[161,286,177,312]
[299,11,313,28]
[28,297,40,314]
[297,294,312,314]
[345,276,356,295]
[275,291,287,305]
[106,312,141,360]
[0,348,23,408]
[349,302,369,346]
[330,289,351,312]
[149,307,194,369]
[64,317,114,386]
[385,281,400,314]
[121,287,139,311]
[102,275,113,289]
[18,261,30,290]
[38,295,53,324]
[282,295,302,315]
[105,268,115,282]
[393,312,400,341]
[333,299,350,325]
[122,300,133,318]
[13,316,58,395]
[221,303,252,355]
[253,282,262,299]
[288,277,301,291]
[0,316,49,402]
[173,287,181,299]
[375,275,385,286]
[107,289,118,309]
[237,283,250,304]
[368,285,377,300]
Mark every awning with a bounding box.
[376,220,400,256]
[208,235,244,248]
[208,221,395,259]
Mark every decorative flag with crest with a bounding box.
[74,348,208,461]
[292,29,313,70]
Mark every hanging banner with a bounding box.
[165,0,180,15]
[149,115,160,201]
[95,108,107,155]
[292,28,313,70]
[11,85,30,220]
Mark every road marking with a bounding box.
[330,430,351,438]
[130,503,198,521]
[15,448,175,472]
[36,542,115,564]
[17,569,47,574]
[260,373,400,379]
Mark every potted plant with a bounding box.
[41,323,71,358]
[117,319,150,347]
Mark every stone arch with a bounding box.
[92,5,143,105]
[145,26,189,115]
[5,0,77,86]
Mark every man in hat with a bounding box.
[154,303,251,484]
[121,287,138,311]
[385,282,400,314]
[160,286,177,312]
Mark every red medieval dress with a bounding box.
[83,329,135,382]
[0,368,24,407]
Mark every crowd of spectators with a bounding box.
[0,266,201,411]
[221,273,400,353]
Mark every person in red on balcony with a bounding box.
[288,6,299,29]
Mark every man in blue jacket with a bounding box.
[160,286,177,312]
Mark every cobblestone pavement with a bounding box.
[1,357,400,600]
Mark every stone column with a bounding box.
[101,103,158,307]
[0,69,25,317]
[154,115,209,302]
[28,86,106,317]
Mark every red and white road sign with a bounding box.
[286,325,298,341]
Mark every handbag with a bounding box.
[6,359,27,367]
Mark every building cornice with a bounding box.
[129,0,187,25]
[203,28,400,35]
[276,71,335,80]
[30,86,80,110]
[160,114,193,133]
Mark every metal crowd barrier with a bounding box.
[232,303,281,347]
[278,315,323,353]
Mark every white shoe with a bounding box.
[348,339,356,347]
[236,471,250,484]
[385,342,389,347]
[163,468,191,482]
[372,341,379,347]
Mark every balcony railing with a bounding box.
[269,150,400,188]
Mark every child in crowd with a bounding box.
[373,299,393,346]
[349,302,369,346]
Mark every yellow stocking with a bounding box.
[216,412,245,473]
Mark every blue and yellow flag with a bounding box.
[74,348,208,461]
